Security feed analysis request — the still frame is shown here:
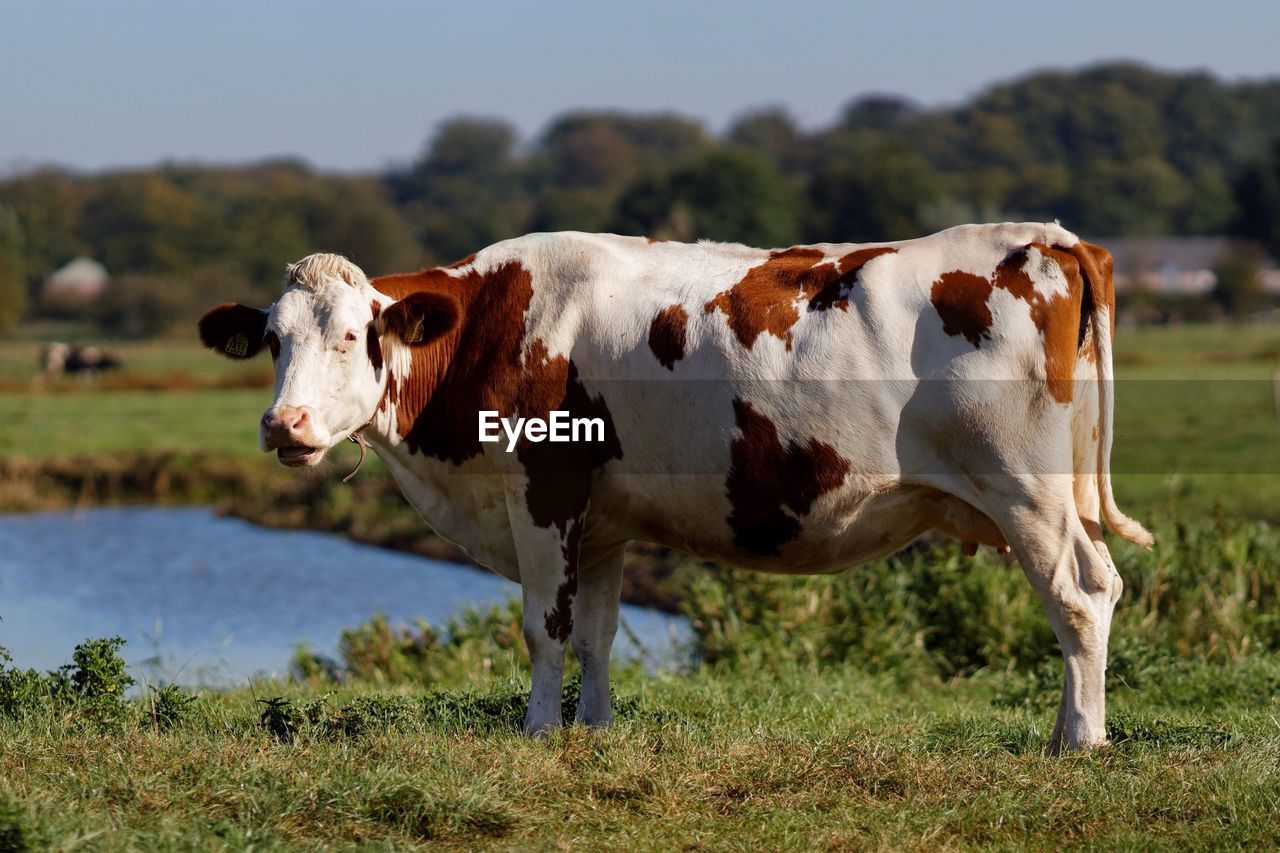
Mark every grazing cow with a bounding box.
[39,343,122,379]
[199,222,1151,752]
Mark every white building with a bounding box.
[41,257,110,302]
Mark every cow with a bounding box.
[198,222,1151,752]
[38,342,122,381]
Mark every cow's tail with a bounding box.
[1071,240,1154,548]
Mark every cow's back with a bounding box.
[483,223,1083,570]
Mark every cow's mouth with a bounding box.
[277,445,321,467]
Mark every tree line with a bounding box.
[3,61,1280,335]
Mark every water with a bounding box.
[0,507,690,685]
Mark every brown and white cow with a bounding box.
[199,222,1151,751]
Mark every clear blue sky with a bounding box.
[3,0,1277,173]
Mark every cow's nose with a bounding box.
[261,406,311,448]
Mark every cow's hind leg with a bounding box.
[570,542,625,726]
[982,480,1122,752]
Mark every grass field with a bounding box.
[4,621,1280,849]
[3,322,1280,849]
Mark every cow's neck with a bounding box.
[369,267,472,449]
[360,396,517,577]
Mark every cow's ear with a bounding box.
[198,303,269,359]
[377,291,461,347]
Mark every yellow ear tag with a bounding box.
[226,333,249,357]
[405,318,424,344]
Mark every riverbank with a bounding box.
[0,451,695,612]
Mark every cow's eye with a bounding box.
[336,330,359,353]
[344,331,358,342]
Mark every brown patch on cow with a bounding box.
[930,271,995,348]
[371,258,623,538]
[999,245,1084,404]
[371,261,534,462]
[704,246,896,351]
[725,398,851,556]
[544,519,582,642]
[647,304,688,370]
[808,246,899,312]
[445,253,477,269]
[518,353,624,533]
[931,244,1088,404]
[645,236,667,244]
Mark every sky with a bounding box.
[2,0,1279,174]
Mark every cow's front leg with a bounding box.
[571,542,625,726]
[520,566,569,735]
[505,486,587,735]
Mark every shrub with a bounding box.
[684,542,1053,678]
[39,636,136,726]
[294,601,528,687]
[145,684,197,732]
[258,697,304,742]
[0,646,46,719]
[685,516,1280,678]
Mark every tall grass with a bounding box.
[4,628,1280,848]
[683,516,1280,678]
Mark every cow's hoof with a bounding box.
[1047,735,1111,755]
[521,719,562,738]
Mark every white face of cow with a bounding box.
[200,253,462,469]
[259,279,385,465]
[199,254,386,468]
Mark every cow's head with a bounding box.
[198,253,459,467]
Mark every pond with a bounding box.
[0,507,690,685]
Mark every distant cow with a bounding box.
[39,343,121,378]
[200,223,1151,752]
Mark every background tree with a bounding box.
[806,141,943,242]
[1210,243,1268,318]
[388,117,526,263]
[1232,137,1280,257]
[610,149,800,245]
[727,108,809,175]
[528,112,708,233]
[0,206,26,335]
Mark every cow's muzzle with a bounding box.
[261,406,322,466]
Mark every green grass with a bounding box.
[0,332,268,384]
[0,387,268,458]
[2,659,1280,849]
